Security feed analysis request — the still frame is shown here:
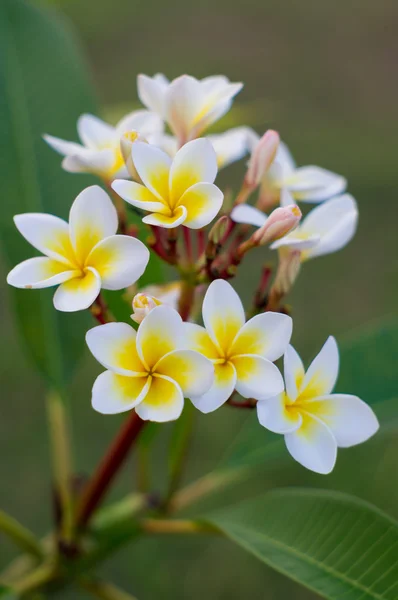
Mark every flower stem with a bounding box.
[90,293,115,324]
[178,279,196,321]
[75,412,146,530]
[0,509,43,560]
[13,563,57,595]
[182,226,193,264]
[140,518,219,536]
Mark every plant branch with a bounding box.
[12,563,57,595]
[0,509,43,560]
[140,518,219,536]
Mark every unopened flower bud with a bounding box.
[131,292,161,324]
[120,130,145,180]
[252,204,301,246]
[273,249,302,295]
[208,215,230,245]
[245,130,280,189]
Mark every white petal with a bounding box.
[116,109,164,137]
[155,349,214,398]
[13,213,73,266]
[190,361,236,414]
[111,180,166,214]
[275,141,296,177]
[300,336,339,398]
[192,81,243,138]
[202,279,245,354]
[142,205,187,228]
[208,127,254,169]
[179,182,223,229]
[169,138,218,203]
[230,204,267,228]
[151,133,178,157]
[231,312,292,361]
[77,114,116,149]
[136,305,184,370]
[285,413,337,474]
[284,345,305,402]
[62,149,117,176]
[7,257,77,289]
[306,394,379,448]
[257,394,302,434]
[279,187,296,208]
[131,141,171,201]
[53,267,101,312]
[135,374,184,422]
[137,74,168,115]
[86,322,145,375]
[43,134,84,157]
[232,354,284,400]
[287,166,347,202]
[270,233,320,251]
[69,186,118,264]
[87,235,149,290]
[92,371,150,415]
[165,75,202,141]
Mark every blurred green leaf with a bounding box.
[206,488,398,600]
[0,587,16,599]
[0,0,97,390]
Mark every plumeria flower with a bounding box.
[131,292,161,324]
[44,110,163,180]
[112,139,224,229]
[137,73,243,144]
[257,338,379,474]
[256,138,347,207]
[185,279,292,413]
[138,281,182,312]
[86,305,214,422]
[7,186,149,312]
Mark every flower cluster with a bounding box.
[6,73,378,473]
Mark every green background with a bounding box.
[1,0,397,598]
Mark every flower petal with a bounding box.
[13,213,74,266]
[270,233,320,252]
[77,114,115,149]
[92,371,150,414]
[285,413,337,474]
[202,279,245,355]
[209,127,255,169]
[7,257,77,289]
[87,235,149,290]
[69,186,118,264]
[135,374,184,422]
[86,322,145,375]
[179,182,223,229]
[137,74,168,115]
[169,138,217,204]
[111,180,167,214]
[116,109,164,137]
[284,344,305,402]
[305,394,379,448]
[43,134,84,157]
[190,361,236,414]
[287,166,347,202]
[62,149,117,176]
[53,267,101,312]
[131,141,171,201]
[232,354,284,400]
[142,205,187,228]
[192,81,243,138]
[165,75,202,141]
[231,312,292,361]
[184,323,221,360]
[155,349,214,398]
[136,305,183,370]
[230,204,267,228]
[257,394,302,434]
[299,336,339,399]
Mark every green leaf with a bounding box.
[206,488,398,600]
[0,0,97,390]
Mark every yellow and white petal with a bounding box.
[86,322,145,375]
[299,336,339,400]
[77,114,116,149]
[137,74,168,115]
[165,75,202,141]
[230,204,267,228]
[169,138,217,203]
[116,109,164,137]
[179,183,223,229]
[53,267,101,312]
[190,361,236,414]
[305,394,379,448]
[92,371,150,415]
[111,180,167,214]
[136,305,183,370]
[192,81,243,138]
[285,413,337,474]
[142,205,187,229]
[135,374,184,422]
[283,344,305,402]
[131,141,171,201]
[270,232,320,252]
[13,213,74,267]
[202,279,245,355]
[208,127,254,169]
[62,149,117,176]
[232,354,284,400]
[7,257,77,289]
[87,235,149,290]
[274,141,296,178]
[231,312,292,362]
[184,323,221,360]
[151,133,178,158]
[287,167,347,202]
[43,134,84,157]
[69,186,118,265]
[155,349,214,398]
[257,394,302,434]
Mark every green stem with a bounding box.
[140,518,219,536]
[12,563,56,595]
[80,578,139,600]
[0,509,43,560]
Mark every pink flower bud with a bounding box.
[252,204,302,246]
[131,292,161,324]
[245,130,280,189]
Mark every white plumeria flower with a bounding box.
[112,139,224,229]
[139,281,182,312]
[44,110,163,180]
[86,305,214,422]
[257,338,379,474]
[270,194,359,261]
[7,186,149,312]
[137,73,243,144]
[257,138,347,206]
[184,279,292,413]
[131,292,161,324]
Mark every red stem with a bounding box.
[182,227,193,263]
[226,397,257,409]
[197,229,206,257]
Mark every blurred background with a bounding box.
[1,0,397,598]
